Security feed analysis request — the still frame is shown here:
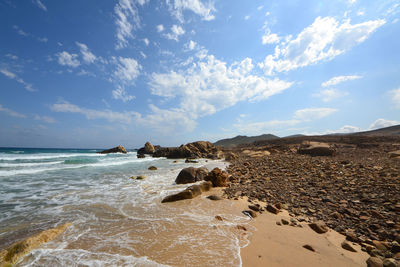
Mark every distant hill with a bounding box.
[352,124,400,136]
[214,134,279,148]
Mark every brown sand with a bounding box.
[232,198,369,267]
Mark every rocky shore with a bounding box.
[222,135,400,266]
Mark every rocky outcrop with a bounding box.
[138,141,223,159]
[175,167,208,184]
[225,152,238,161]
[98,145,127,154]
[204,167,229,187]
[0,223,71,266]
[298,141,335,156]
[161,181,212,203]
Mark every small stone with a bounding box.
[207,195,223,201]
[366,257,383,267]
[373,240,388,252]
[382,258,397,267]
[266,204,280,214]
[346,230,359,242]
[341,241,357,252]
[148,166,157,170]
[370,210,384,219]
[242,210,257,218]
[309,221,329,234]
[136,175,146,180]
[331,211,343,220]
[276,221,282,226]
[303,244,316,252]
[237,225,247,231]
[248,204,260,212]
[281,218,289,225]
[215,215,223,221]
[391,241,400,253]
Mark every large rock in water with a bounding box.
[204,167,229,187]
[99,145,127,154]
[298,141,335,156]
[175,167,209,184]
[153,141,223,159]
[161,181,212,203]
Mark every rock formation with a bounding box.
[204,167,229,187]
[98,145,127,154]
[175,167,208,184]
[297,141,335,156]
[161,181,212,203]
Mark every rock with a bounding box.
[341,241,357,252]
[303,244,316,252]
[137,154,145,158]
[148,166,157,170]
[373,240,388,252]
[204,168,229,187]
[370,210,384,219]
[366,257,383,267]
[237,225,247,231]
[242,210,257,218]
[225,152,238,161]
[185,159,199,163]
[0,223,71,265]
[215,215,223,221]
[345,230,359,242]
[153,141,222,159]
[281,218,290,225]
[309,221,329,234]
[298,141,335,156]
[207,195,223,201]
[276,221,282,226]
[136,175,146,180]
[382,259,397,267]
[388,150,400,158]
[144,142,155,154]
[391,242,400,254]
[99,145,127,154]
[266,204,280,214]
[161,182,211,203]
[248,204,260,212]
[175,167,209,184]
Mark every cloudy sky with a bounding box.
[0,0,399,148]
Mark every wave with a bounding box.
[64,158,99,165]
[0,161,63,168]
[0,153,107,161]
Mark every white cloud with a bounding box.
[34,115,56,123]
[13,25,28,36]
[149,55,293,119]
[37,37,48,43]
[187,40,197,50]
[34,0,47,11]
[57,51,80,68]
[112,86,135,102]
[321,75,362,87]
[51,101,139,124]
[390,88,400,108]
[245,15,250,20]
[165,25,185,41]
[313,88,349,102]
[349,0,357,4]
[76,42,96,64]
[5,54,18,60]
[259,17,385,75]
[156,24,165,32]
[262,31,280,45]
[293,107,338,121]
[167,0,216,22]
[114,57,142,82]
[143,38,150,46]
[336,125,361,133]
[0,104,27,118]
[234,119,299,135]
[257,5,263,10]
[114,0,142,49]
[369,118,399,129]
[140,51,147,58]
[0,69,35,92]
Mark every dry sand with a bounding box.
[231,197,369,267]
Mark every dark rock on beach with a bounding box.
[98,145,127,154]
[175,167,208,184]
[161,181,212,203]
[204,168,229,187]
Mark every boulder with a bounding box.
[144,142,155,154]
[153,141,222,159]
[341,241,357,252]
[207,195,223,201]
[98,145,127,154]
[225,152,238,161]
[298,141,335,156]
[266,204,280,214]
[148,166,157,170]
[161,181,212,203]
[175,167,208,184]
[309,221,329,234]
[204,167,229,187]
[137,154,145,158]
[366,257,383,267]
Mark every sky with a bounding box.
[0,0,399,148]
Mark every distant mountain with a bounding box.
[214,134,279,148]
[351,124,400,136]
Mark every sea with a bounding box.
[0,147,250,266]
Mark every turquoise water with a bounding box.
[0,148,249,266]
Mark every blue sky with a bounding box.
[0,0,399,148]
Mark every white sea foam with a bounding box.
[0,161,63,167]
[0,153,107,161]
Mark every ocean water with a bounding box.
[0,148,250,266]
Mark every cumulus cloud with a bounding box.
[114,57,142,82]
[165,25,185,41]
[112,86,135,102]
[114,0,149,49]
[293,108,338,121]
[259,17,385,75]
[51,101,139,124]
[143,38,150,46]
[167,0,216,22]
[149,55,293,119]
[390,88,400,108]
[0,104,27,118]
[369,118,399,129]
[0,69,35,92]
[76,42,96,64]
[313,88,349,102]
[57,51,80,68]
[321,75,362,87]
[156,24,165,32]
